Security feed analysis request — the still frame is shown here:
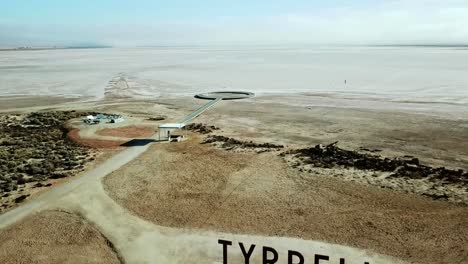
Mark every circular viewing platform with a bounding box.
[195,91,255,100]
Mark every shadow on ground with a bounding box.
[120,139,158,147]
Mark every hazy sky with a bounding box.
[1,0,467,46]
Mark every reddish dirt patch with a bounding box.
[67,129,125,149]
[96,126,154,138]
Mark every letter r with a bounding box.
[288,250,304,264]
[263,246,279,264]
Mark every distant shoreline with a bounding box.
[2,44,468,51]
[0,46,112,52]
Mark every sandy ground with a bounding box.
[0,96,83,112]
[104,135,468,264]
[96,126,154,138]
[0,94,467,263]
[0,210,122,264]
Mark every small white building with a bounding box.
[83,115,98,124]
[158,123,186,141]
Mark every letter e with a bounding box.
[314,254,329,264]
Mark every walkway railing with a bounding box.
[177,98,222,124]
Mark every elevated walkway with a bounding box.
[158,91,254,141]
[177,98,222,124]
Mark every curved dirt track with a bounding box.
[0,134,400,264]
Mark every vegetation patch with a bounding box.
[284,142,468,203]
[202,135,284,152]
[183,123,219,134]
[147,116,166,121]
[0,111,96,207]
[284,142,468,183]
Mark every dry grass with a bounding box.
[0,210,121,264]
[104,136,468,264]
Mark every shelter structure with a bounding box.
[158,123,186,141]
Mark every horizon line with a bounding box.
[2,43,468,51]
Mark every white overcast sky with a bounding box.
[1,0,467,46]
